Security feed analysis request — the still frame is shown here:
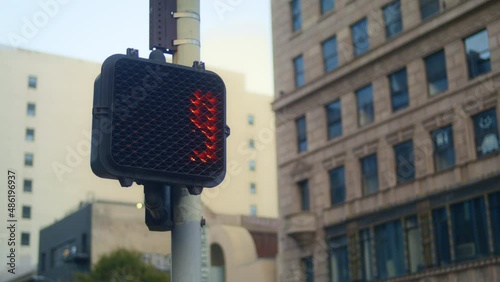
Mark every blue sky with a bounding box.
[0,0,273,94]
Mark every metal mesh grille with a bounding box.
[110,58,225,178]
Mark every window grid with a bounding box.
[424,50,448,96]
[361,154,379,196]
[291,0,302,32]
[352,18,369,56]
[23,179,33,192]
[248,114,254,125]
[21,232,30,246]
[432,125,456,172]
[28,75,37,89]
[322,36,339,72]
[294,55,305,87]
[465,29,492,79]
[419,0,440,20]
[249,160,256,171]
[329,235,349,282]
[250,205,257,216]
[384,0,403,39]
[405,216,424,273]
[389,68,409,112]
[321,0,335,15]
[26,128,35,142]
[359,228,374,281]
[326,100,342,140]
[329,166,346,205]
[298,180,310,211]
[472,108,499,158]
[250,182,256,194]
[22,206,31,219]
[330,192,500,279]
[249,139,255,149]
[27,103,36,116]
[301,256,314,282]
[356,85,374,127]
[24,153,34,167]
[296,116,308,152]
[394,140,415,184]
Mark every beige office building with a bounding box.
[0,46,277,280]
[272,0,500,281]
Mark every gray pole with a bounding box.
[171,0,202,281]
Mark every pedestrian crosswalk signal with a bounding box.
[91,53,228,188]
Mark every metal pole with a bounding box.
[171,0,202,281]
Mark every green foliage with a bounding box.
[74,249,170,282]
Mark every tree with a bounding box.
[74,249,170,282]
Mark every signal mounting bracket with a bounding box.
[187,185,203,195]
[192,61,205,72]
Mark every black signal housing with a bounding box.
[91,54,228,188]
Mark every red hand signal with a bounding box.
[190,90,218,163]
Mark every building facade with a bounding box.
[36,200,277,282]
[271,0,500,281]
[0,47,277,280]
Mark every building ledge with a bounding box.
[285,212,316,246]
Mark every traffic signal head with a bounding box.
[91,53,228,188]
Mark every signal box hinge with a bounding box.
[93,107,111,117]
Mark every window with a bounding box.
[405,216,424,273]
[301,256,314,282]
[23,179,32,192]
[329,166,345,205]
[383,0,402,38]
[359,229,374,281]
[419,0,439,20]
[432,125,455,171]
[394,140,415,184]
[321,0,335,14]
[361,154,378,195]
[296,116,308,152]
[24,153,34,166]
[473,108,499,158]
[22,206,31,219]
[40,253,46,272]
[294,55,305,87]
[489,192,500,254]
[451,198,489,262]
[329,236,349,282]
[82,233,88,253]
[250,182,256,194]
[249,139,255,149]
[21,232,30,246]
[27,103,36,116]
[249,160,256,171]
[432,207,451,265]
[248,114,254,125]
[250,205,257,216]
[326,100,342,139]
[352,18,369,56]
[298,180,310,211]
[388,68,409,111]
[50,248,55,268]
[374,220,405,279]
[291,0,302,32]
[322,36,339,72]
[356,85,374,127]
[465,29,492,79]
[25,128,35,142]
[28,75,37,88]
[424,50,448,96]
